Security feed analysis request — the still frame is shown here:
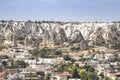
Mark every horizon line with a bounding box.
[0,19,120,23]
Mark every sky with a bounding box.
[0,0,120,22]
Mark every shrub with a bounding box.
[54,50,62,55]
[111,42,120,49]
[63,54,71,61]
[0,46,7,51]
[70,47,80,51]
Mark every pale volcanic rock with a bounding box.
[43,30,50,44]
[71,30,84,43]
[80,40,89,50]
[57,28,67,44]
[0,21,120,49]
[49,31,57,45]
[92,27,105,46]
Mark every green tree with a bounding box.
[82,65,95,72]
[15,60,29,68]
[17,36,24,40]
[80,69,88,80]
[0,46,7,51]
[111,42,120,49]
[80,69,98,80]
[39,48,48,58]
[29,49,40,56]
[99,72,104,80]
[0,66,3,72]
[88,67,95,72]
[45,73,51,80]
[70,47,80,51]
[2,61,7,68]
[30,48,49,58]
[72,68,80,78]
[37,71,45,76]
[63,54,71,61]
[87,72,99,80]
[54,50,62,55]
[58,64,66,72]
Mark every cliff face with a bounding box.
[0,21,120,48]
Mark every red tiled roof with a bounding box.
[54,68,58,71]
[0,71,6,77]
[114,72,120,76]
[61,72,71,76]
[0,78,4,80]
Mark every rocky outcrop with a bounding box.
[71,30,84,43]
[49,31,57,45]
[57,28,67,44]
[43,30,50,44]
[70,30,88,49]
[80,40,88,50]
[106,25,118,42]
[92,27,105,46]
[0,21,120,49]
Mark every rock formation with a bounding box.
[80,40,88,50]
[57,28,67,44]
[49,31,57,45]
[71,30,88,49]
[0,21,120,49]
[42,30,50,45]
[71,30,84,43]
[92,27,105,46]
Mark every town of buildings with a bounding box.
[0,20,120,80]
